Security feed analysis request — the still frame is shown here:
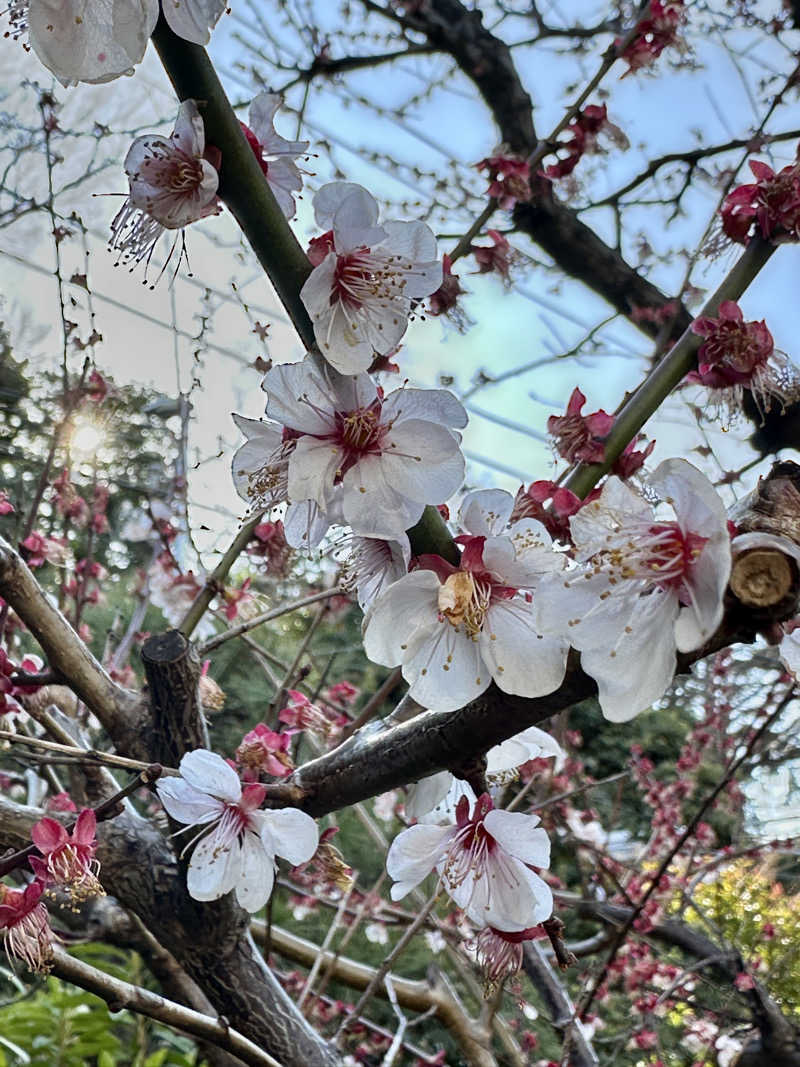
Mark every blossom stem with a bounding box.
[563,236,776,500]
[198,588,346,655]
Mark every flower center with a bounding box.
[337,406,384,453]
[332,249,407,311]
[438,572,492,637]
[168,157,204,193]
[598,520,707,592]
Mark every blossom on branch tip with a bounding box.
[30,809,104,902]
[8,0,159,86]
[535,459,731,721]
[617,0,686,74]
[721,157,800,244]
[548,387,614,464]
[688,300,800,419]
[232,360,466,546]
[156,749,318,913]
[236,725,294,778]
[363,488,568,712]
[428,254,469,325]
[510,480,589,544]
[387,793,553,932]
[469,231,515,281]
[0,880,53,973]
[300,183,443,373]
[474,925,539,991]
[241,92,309,219]
[109,101,222,279]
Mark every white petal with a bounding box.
[570,477,652,558]
[283,499,330,549]
[382,387,467,431]
[404,772,453,822]
[314,182,375,229]
[780,628,800,678]
[287,437,341,509]
[487,725,564,773]
[179,749,242,803]
[402,621,489,712]
[479,599,568,698]
[650,458,728,539]
[378,421,465,503]
[330,185,386,250]
[156,778,223,826]
[380,220,439,268]
[186,823,242,902]
[233,831,275,913]
[162,0,226,45]
[171,100,205,157]
[260,808,319,866]
[675,536,730,652]
[448,851,552,931]
[484,809,551,868]
[386,824,454,899]
[459,489,515,537]
[580,590,679,721]
[362,571,441,666]
[261,361,336,435]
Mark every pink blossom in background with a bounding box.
[236,724,294,778]
[428,254,468,318]
[0,491,14,515]
[618,0,686,74]
[469,231,514,280]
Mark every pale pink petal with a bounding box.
[156,778,224,825]
[186,823,242,902]
[382,388,468,431]
[162,0,226,45]
[484,809,551,868]
[179,749,242,803]
[401,619,488,712]
[363,571,441,667]
[260,808,319,866]
[458,489,515,537]
[487,726,563,774]
[479,599,568,698]
[404,772,453,822]
[386,824,454,899]
[233,831,275,913]
[262,361,337,436]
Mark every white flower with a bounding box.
[161,0,226,45]
[233,359,466,546]
[536,459,731,722]
[156,750,318,913]
[363,488,569,713]
[242,92,309,218]
[300,183,443,374]
[109,101,221,274]
[406,724,563,822]
[387,793,552,932]
[9,0,159,87]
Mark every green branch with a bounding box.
[563,236,776,500]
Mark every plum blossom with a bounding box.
[300,183,442,374]
[535,459,731,721]
[156,749,318,913]
[721,157,800,244]
[543,105,627,180]
[0,491,14,515]
[8,0,159,86]
[618,0,686,74]
[547,387,613,464]
[30,809,104,902]
[0,879,53,973]
[688,300,800,419]
[476,154,531,209]
[469,231,515,281]
[235,725,294,778]
[387,793,553,932]
[232,360,466,546]
[510,480,589,544]
[109,101,222,274]
[406,725,563,823]
[363,489,568,712]
[241,92,309,219]
[342,533,411,610]
[474,925,539,990]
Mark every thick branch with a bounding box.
[0,535,142,746]
[141,629,206,766]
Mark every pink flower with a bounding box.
[476,155,531,209]
[688,301,799,419]
[618,0,685,74]
[0,880,53,973]
[612,435,656,479]
[428,254,468,320]
[300,183,442,374]
[469,231,514,281]
[46,792,77,814]
[721,157,800,244]
[278,690,337,739]
[20,531,70,568]
[222,578,253,621]
[30,809,104,902]
[240,92,308,219]
[236,725,294,778]
[475,926,538,989]
[248,521,292,575]
[387,793,553,931]
[86,369,109,403]
[734,973,755,991]
[0,491,14,515]
[110,101,222,276]
[544,105,625,180]
[547,387,614,464]
[510,480,590,543]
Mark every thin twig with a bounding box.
[198,588,345,655]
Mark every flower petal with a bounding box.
[386,824,454,899]
[484,809,550,868]
[260,808,319,866]
[178,749,242,804]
